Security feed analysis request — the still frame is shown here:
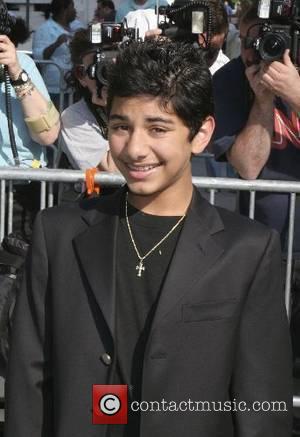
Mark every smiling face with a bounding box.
[108,95,214,212]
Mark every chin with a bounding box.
[127,181,161,197]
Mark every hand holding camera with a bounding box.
[260,49,300,106]
[245,46,300,113]
[0,34,22,80]
[245,61,275,105]
[245,0,300,66]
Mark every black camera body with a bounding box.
[157,0,213,48]
[252,22,292,62]
[89,22,137,47]
[87,22,138,88]
[245,0,300,66]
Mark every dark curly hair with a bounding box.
[107,39,214,140]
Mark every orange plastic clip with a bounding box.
[85,168,101,196]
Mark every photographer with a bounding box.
[146,0,230,73]
[32,0,77,110]
[212,0,300,250]
[0,2,60,236]
[0,36,60,150]
[59,28,116,172]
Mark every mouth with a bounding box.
[124,162,162,180]
[126,163,161,172]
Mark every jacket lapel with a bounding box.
[151,189,225,329]
[73,190,124,339]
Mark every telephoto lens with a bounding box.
[259,28,291,61]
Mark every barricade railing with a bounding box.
[0,167,300,407]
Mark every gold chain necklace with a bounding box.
[125,192,186,277]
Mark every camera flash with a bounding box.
[192,11,204,34]
[258,0,271,18]
[90,23,102,44]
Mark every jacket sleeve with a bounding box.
[231,229,293,436]
[4,212,52,437]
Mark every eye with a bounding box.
[109,124,129,132]
[150,126,168,135]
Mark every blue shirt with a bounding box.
[115,0,169,23]
[32,18,72,94]
[0,52,49,168]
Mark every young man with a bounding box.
[5,39,292,437]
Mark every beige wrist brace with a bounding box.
[25,101,60,133]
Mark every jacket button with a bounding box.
[100,353,112,366]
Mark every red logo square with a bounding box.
[93,385,128,424]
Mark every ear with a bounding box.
[91,86,108,106]
[75,70,88,89]
[198,32,207,48]
[191,116,215,154]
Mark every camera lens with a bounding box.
[259,33,287,61]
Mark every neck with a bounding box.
[54,15,69,29]
[127,180,194,216]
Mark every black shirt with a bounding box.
[111,197,185,436]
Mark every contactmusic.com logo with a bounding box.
[93,385,128,424]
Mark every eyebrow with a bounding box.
[109,114,175,125]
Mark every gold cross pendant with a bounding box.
[136,260,145,277]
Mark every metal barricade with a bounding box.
[0,167,300,407]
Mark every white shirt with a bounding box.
[60,98,109,170]
[123,9,160,40]
[209,50,230,76]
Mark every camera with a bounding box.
[87,22,138,89]
[244,0,300,65]
[157,0,214,48]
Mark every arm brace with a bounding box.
[24,101,60,133]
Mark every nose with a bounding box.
[125,128,148,161]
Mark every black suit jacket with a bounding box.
[4,187,293,437]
